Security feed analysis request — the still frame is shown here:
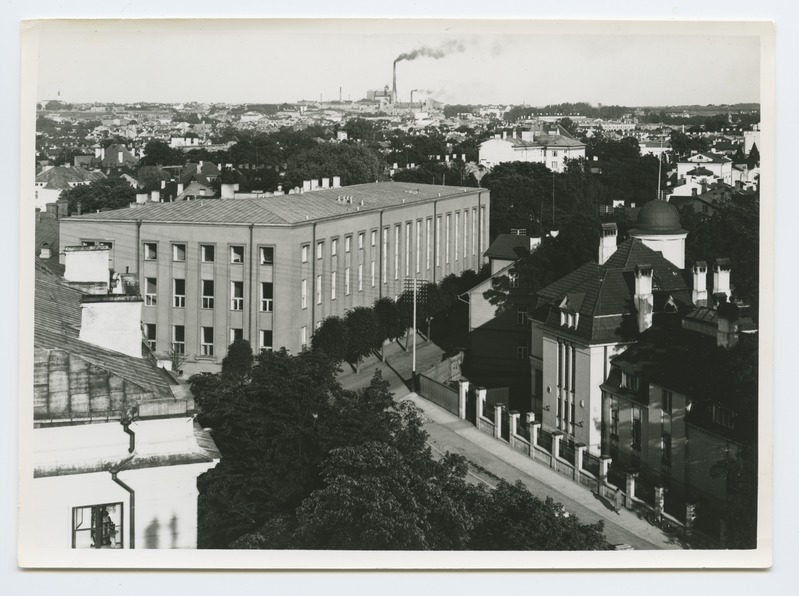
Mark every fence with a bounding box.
[417,374,459,416]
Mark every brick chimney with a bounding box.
[692,261,708,307]
[634,264,654,333]
[598,222,618,265]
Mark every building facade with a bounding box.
[59,182,490,374]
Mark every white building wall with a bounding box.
[628,232,687,270]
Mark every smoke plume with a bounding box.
[394,40,466,64]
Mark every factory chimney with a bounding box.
[392,61,397,104]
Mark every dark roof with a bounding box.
[36,166,106,190]
[686,166,714,176]
[505,135,585,148]
[629,199,686,236]
[34,262,178,424]
[534,239,692,344]
[484,234,531,261]
[65,182,484,227]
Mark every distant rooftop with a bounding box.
[64,182,484,226]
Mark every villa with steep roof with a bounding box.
[478,125,586,172]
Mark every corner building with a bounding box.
[60,182,490,374]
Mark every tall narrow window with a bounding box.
[317,241,324,260]
[172,325,185,354]
[145,277,157,306]
[371,230,376,247]
[416,220,421,273]
[144,323,156,351]
[230,281,244,311]
[301,326,307,349]
[426,218,432,270]
[316,275,322,304]
[260,282,273,312]
[480,206,486,254]
[201,326,214,356]
[516,304,528,325]
[358,264,363,291]
[632,408,642,451]
[358,232,364,250]
[301,279,307,309]
[370,260,376,287]
[331,271,337,300]
[172,278,185,308]
[454,212,460,262]
[382,227,388,284]
[436,216,441,267]
[394,224,400,280]
[230,328,243,344]
[345,267,350,295]
[405,222,411,277]
[445,213,451,265]
[345,235,352,253]
[472,207,477,256]
[331,238,338,257]
[144,243,157,260]
[202,279,214,309]
[301,245,309,263]
[463,209,468,260]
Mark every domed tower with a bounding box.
[629,200,688,269]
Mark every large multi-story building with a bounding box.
[59,182,490,374]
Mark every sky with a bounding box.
[30,19,763,107]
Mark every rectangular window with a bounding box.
[358,232,364,250]
[436,216,441,267]
[624,372,639,392]
[371,230,377,247]
[662,389,673,414]
[662,433,672,465]
[455,212,460,261]
[201,244,215,263]
[509,272,520,289]
[201,326,214,356]
[317,241,324,260]
[405,222,411,277]
[345,268,350,295]
[144,323,156,351]
[260,246,274,265]
[172,325,185,354]
[230,281,244,310]
[331,271,337,300]
[331,238,338,257]
[416,219,422,273]
[230,328,243,344]
[632,408,642,451]
[370,260,376,287]
[394,224,400,280]
[517,342,529,360]
[316,275,322,304]
[358,264,363,291]
[463,209,469,260]
[712,404,735,429]
[345,235,352,253]
[480,206,486,255]
[145,277,157,306]
[445,213,451,265]
[610,397,620,436]
[382,227,388,284]
[472,207,477,256]
[426,218,432,270]
[301,245,309,263]
[144,242,157,260]
[173,278,185,308]
[230,245,244,263]
[72,503,122,549]
[301,326,307,349]
[301,279,307,309]
[260,329,273,352]
[516,304,528,325]
[260,282,273,312]
[172,243,186,262]
[202,279,214,309]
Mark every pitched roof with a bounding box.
[506,135,585,149]
[34,262,178,424]
[36,166,106,190]
[484,234,531,261]
[66,182,483,227]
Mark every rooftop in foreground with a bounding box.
[64,182,485,226]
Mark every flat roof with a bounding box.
[64,182,484,226]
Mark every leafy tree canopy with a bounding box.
[59,177,136,214]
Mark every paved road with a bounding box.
[338,341,686,551]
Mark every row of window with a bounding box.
[143,243,274,265]
[144,324,274,355]
[144,279,273,312]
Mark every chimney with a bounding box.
[712,258,732,302]
[634,264,654,333]
[150,190,160,202]
[39,243,52,260]
[117,149,123,164]
[177,182,184,196]
[63,246,111,291]
[598,222,618,265]
[321,177,330,189]
[79,294,144,358]
[392,61,397,101]
[302,180,312,192]
[692,261,708,307]
[716,300,740,350]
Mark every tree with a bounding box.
[140,139,184,166]
[284,143,386,189]
[373,297,402,359]
[311,316,349,364]
[60,177,136,214]
[343,307,379,372]
[221,338,254,381]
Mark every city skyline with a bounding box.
[31,20,761,107]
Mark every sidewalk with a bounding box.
[336,336,685,550]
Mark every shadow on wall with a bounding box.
[144,518,160,549]
[170,514,178,549]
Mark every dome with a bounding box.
[630,200,685,235]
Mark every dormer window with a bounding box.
[623,372,639,392]
[712,404,735,430]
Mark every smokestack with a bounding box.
[392,61,397,103]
